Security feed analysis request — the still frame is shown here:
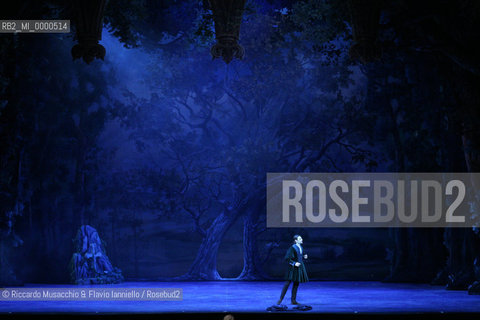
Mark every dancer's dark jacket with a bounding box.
[284,244,309,283]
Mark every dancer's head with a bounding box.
[293,234,303,244]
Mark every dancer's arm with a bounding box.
[285,247,300,267]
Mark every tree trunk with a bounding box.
[0,36,22,286]
[460,108,480,292]
[446,70,480,293]
[381,61,447,283]
[442,228,476,290]
[182,208,241,280]
[381,66,410,282]
[236,208,271,280]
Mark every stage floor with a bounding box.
[0,281,479,314]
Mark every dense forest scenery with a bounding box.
[0,0,480,295]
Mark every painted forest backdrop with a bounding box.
[1,0,480,294]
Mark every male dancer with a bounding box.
[277,234,309,305]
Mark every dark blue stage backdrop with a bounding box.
[1,0,480,317]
